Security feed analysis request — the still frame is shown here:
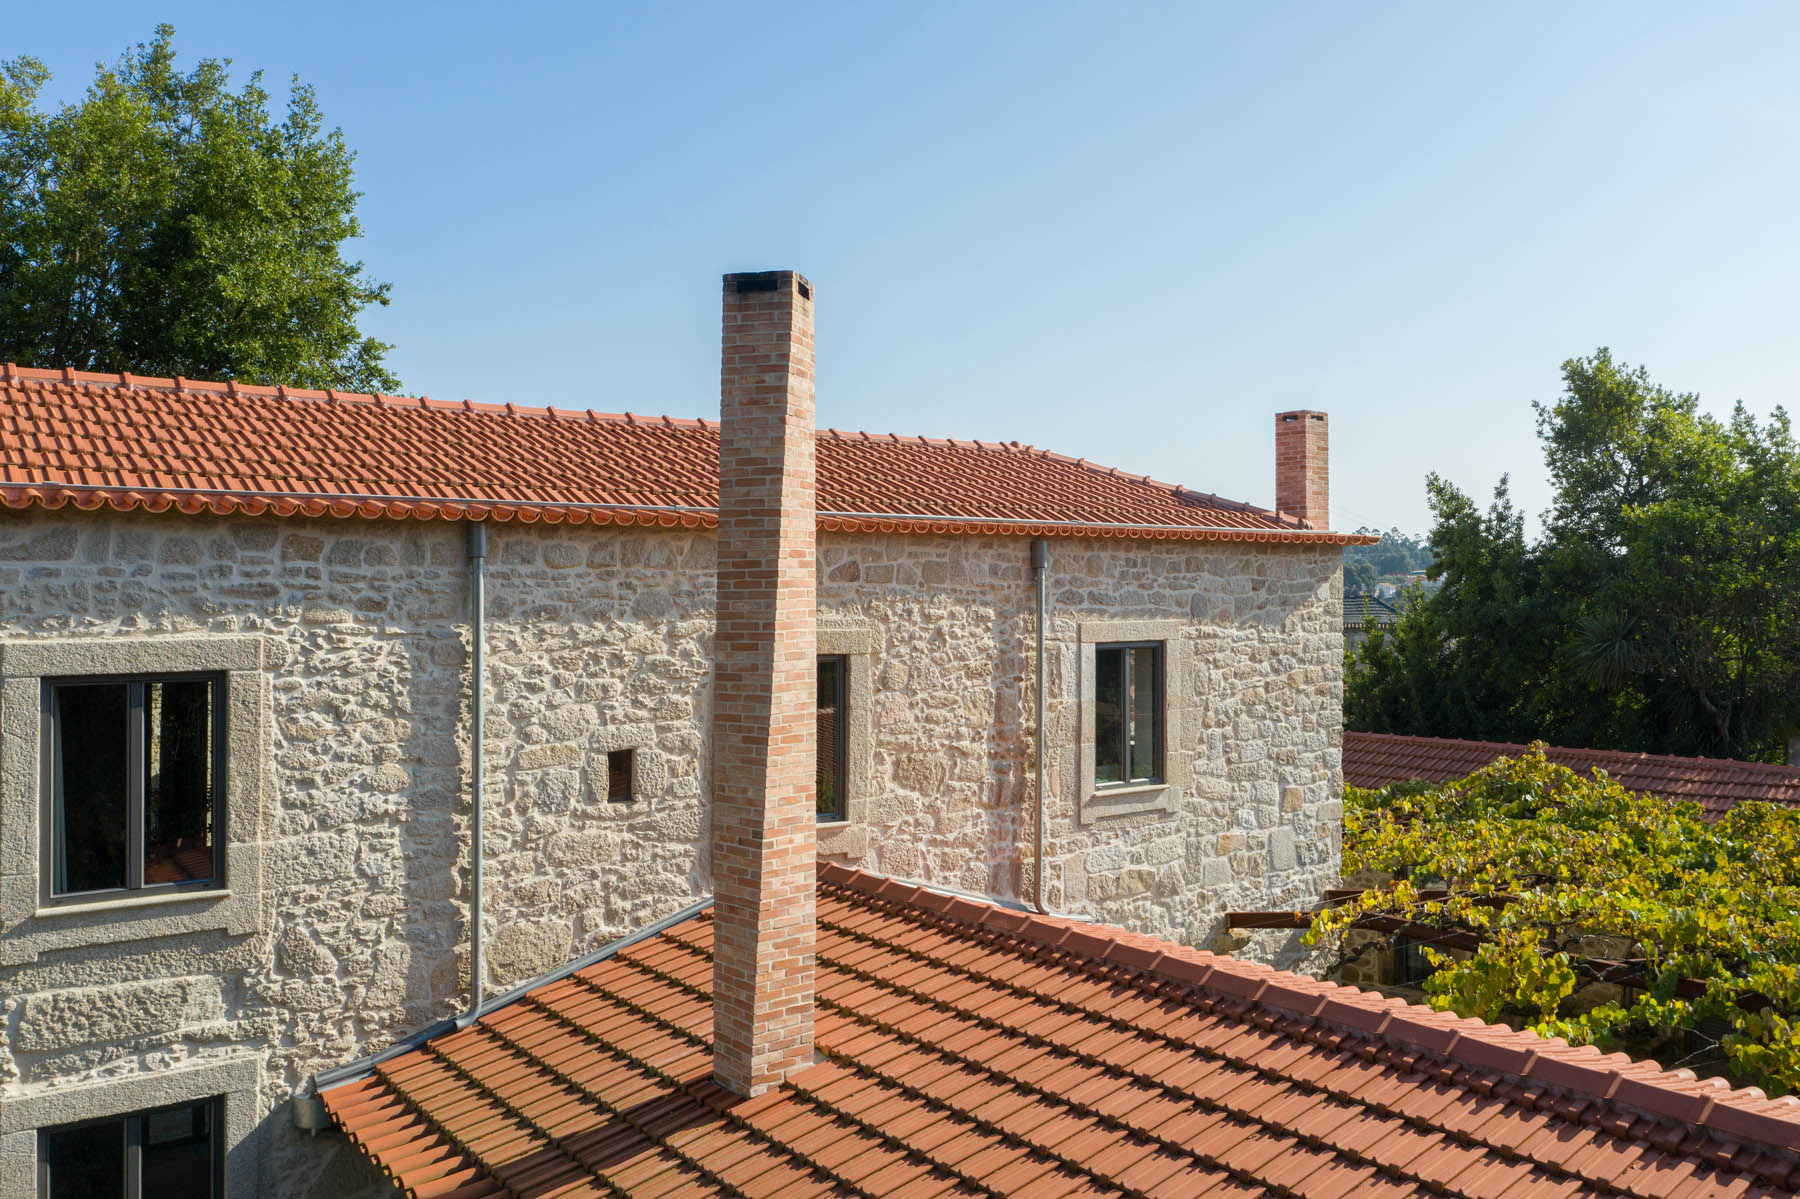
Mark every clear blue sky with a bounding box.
[12,3,1800,534]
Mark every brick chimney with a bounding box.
[710,270,818,1097]
[1275,410,1329,529]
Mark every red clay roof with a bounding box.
[1344,731,1800,819]
[322,863,1800,1198]
[0,365,1372,544]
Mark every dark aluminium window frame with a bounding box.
[37,1096,224,1199]
[39,671,228,905]
[816,654,849,822]
[1093,641,1165,788]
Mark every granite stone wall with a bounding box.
[814,534,1343,956]
[0,509,1342,1196]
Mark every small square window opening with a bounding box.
[606,749,634,802]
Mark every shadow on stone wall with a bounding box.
[255,622,468,1196]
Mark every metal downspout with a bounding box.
[464,521,488,1025]
[1031,537,1050,914]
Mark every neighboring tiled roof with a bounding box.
[1344,731,1800,819]
[1343,593,1401,627]
[0,366,1373,544]
[322,863,1800,1198]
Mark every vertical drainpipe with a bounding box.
[1031,537,1050,914]
[464,521,488,1025]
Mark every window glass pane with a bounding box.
[40,1116,124,1199]
[141,1101,215,1198]
[1127,647,1161,783]
[817,657,846,820]
[1094,648,1123,784]
[53,684,130,895]
[144,679,215,885]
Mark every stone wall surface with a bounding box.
[814,534,1343,958]
[0,509,1342,1197]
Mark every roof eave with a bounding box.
[0,484,1380,544]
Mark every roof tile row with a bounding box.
[0,366,1374,544]
[324,864,1800,1198]
[1343,732,1800,818]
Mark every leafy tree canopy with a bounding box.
[1343,527,1432,597]
[0,25,396,391]
[1313,749,1800,1094]
[1347,349,1800,761]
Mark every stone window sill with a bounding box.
[1080,782,1178,821]
[36,888,230,920]
[1092,782,1167,798]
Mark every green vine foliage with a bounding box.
[1311,746,1800,1094]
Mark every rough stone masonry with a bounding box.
[0,304,1345,1199]
[0,507,1343,1195]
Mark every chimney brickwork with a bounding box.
[710,270,818,1097]
[1275,410,1329,529]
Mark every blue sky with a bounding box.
[12,3,1800,534]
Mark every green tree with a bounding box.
[1347,350,1800,761]
[1342,526,1433,597]
[1313,750,1800,1094]
[0,26,396,391]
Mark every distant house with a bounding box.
[1342,592,1400,650]
[1344,730,1800,819]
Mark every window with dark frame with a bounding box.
[817,655,847,821]
[1393,937,1434,986]
[38,1096,222,1199]
[1390,865,1439,987]
[1093,643,1164,787]
[44,674,224,901]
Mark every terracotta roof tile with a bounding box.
[0,365,1373,544]
[1344,731,1800,818]
[323,865,1800,1197]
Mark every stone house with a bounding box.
[1342,592,1400,651]
[0,272,1366,1196]
[321,272,1800,1199]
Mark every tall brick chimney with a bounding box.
[711,270,818,1097]
[1275,410,1329,529]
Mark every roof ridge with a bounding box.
[818,861,1800,1161]
[1025,443,1308,529]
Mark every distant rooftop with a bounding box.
[1344,593,1402,626]
[1344,730,1800,819]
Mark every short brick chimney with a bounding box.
[1275,410,1329,529]
[710,269,818,1097]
